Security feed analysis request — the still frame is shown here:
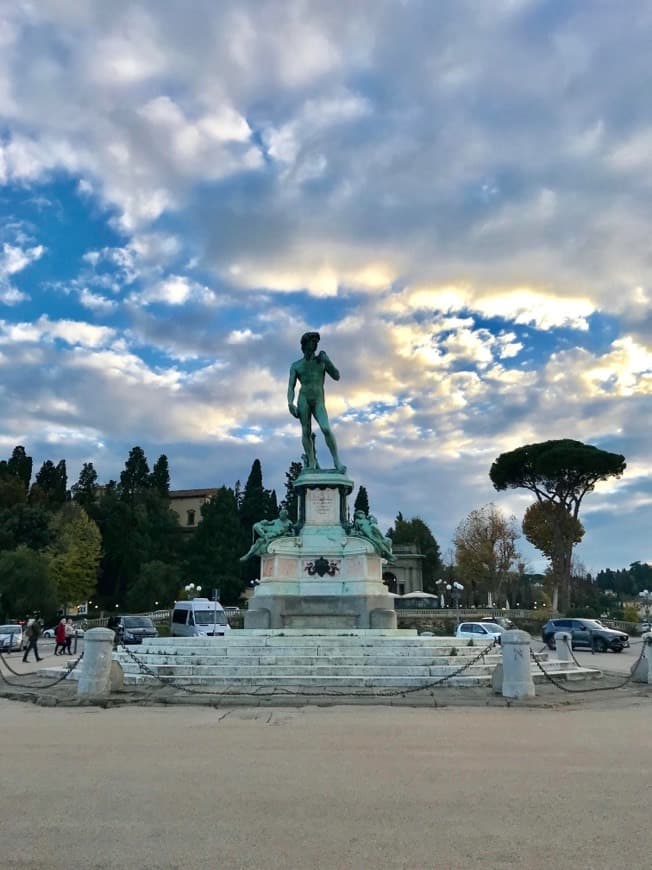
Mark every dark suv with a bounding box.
[107,615,158,645]
[541,618,629,653]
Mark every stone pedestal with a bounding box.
[244,469,397,630]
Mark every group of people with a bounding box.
[54,618,76,656]
[21,617,76,662]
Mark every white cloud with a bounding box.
[0,316,115,349]
[133,275,218,307]
[78,288,117,313]
[0,241,45,306]
[0,0,651,571]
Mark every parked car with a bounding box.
[455,622,504,642]
[541,618,629,652]
[43,623,85,639]
[171,599,230,638]
[107,615,158,645]
[640,621,651,634]
[480,616,516,630]
[0,624,23,652]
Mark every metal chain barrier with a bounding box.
[0,648,84,690]
[118,638,500,698]
[529,639,648,694]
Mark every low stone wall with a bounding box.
[396,611,549,637]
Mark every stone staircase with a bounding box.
[111,629,600,691]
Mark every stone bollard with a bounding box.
[631,633,652,684]
[77,628,116,699]
[499,630,535,699]
[554,631,573,663]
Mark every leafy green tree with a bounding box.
[627,561,652,594]
[354,486,370,516]
[186,487,247,605]
[240,459,276,586]
[126,560,181,612]
[119,446,150,504]
[72,462,99,511]
[0,473,28,508]
[0,504,52,552]
[47,503,101,607]
[0,546,58,620]
[388,513,442,593]
[240,459,274,531]
[454,504,521,606]
[2,446,33,495]
[30,459,68,508]
[138,487,185,566]
[280,461,302,522]
[522,501,584,611]
[150,455,170,497]
[94,488,145,605]
[490,439,626,611]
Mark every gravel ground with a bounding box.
[1,691,651,870]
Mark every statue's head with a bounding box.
[354,509,365,518]
[279,508,288,519]
[300,331,320,352]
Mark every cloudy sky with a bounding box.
[1,0,650,573]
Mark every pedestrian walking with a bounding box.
[22,618,43,663]
[54,618,67,656]
[65,619,74,655]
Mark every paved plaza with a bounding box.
[2,694,651,869]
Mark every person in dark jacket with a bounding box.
[22,618,43,663]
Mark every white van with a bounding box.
[170,598,231,637]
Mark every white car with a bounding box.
[43,624,84,639]
[0,624,23,652]
[455,622,504,643]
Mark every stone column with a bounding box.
[554,631,573,663]
[500,629,535,699]
[77,627,115,699]
[631,633,652,684]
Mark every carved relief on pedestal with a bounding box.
[262,557,274,578]
[302,556,342,577]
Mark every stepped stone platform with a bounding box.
[103,630,600,691]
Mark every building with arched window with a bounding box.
[383,544,424,595]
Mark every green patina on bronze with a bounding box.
[287,332,345,473]
[240,509,294,561]
[351,509,393,560]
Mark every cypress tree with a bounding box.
[354,485,370,516]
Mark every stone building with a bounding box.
[382,544,424,595]
[169,488,218,531]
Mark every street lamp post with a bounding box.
[184,583,202,600]
[639,589,651,623]
[452,582,464,625]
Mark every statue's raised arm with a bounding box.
[287,332,345,473]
